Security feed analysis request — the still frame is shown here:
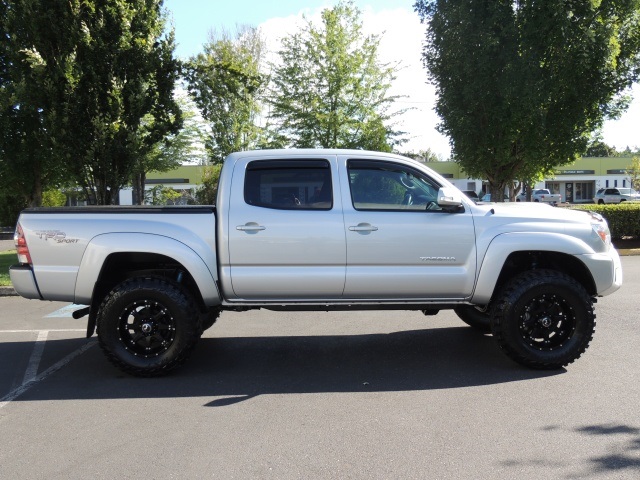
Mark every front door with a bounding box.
[340,157,477,300]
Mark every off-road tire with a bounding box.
[200,308,220,333]
[491,270,595,369]
[97,277,200,377]
[454,305,491,333]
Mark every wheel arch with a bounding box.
[74,233,222,309]
[472,234,597,304]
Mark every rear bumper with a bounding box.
[9,264,42,300]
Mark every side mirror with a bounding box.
[437,187,463,207]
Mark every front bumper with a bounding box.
[9,264,42,300]
[578,247,623,297]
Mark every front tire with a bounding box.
[97,277,201,377]
[491,270,595,369]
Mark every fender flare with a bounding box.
[471,232,593,304]
[74,233,221,306]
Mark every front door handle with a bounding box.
[348,223,378,232]
[236,222,266,232]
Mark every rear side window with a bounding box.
[244,160,332,210]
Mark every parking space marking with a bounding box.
[0,329,85,333]
[0,340,97,411]
[45,304,87,318]
[22,330,48,384]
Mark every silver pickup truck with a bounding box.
[10,149,623,376]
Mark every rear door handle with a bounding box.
[236,223,266,232]
[348,223,378,232]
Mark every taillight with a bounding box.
[14,223,32,264]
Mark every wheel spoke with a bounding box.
[117,300,176,357]
[130,332,145,344]
[520,293,576,350]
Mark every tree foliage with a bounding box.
[0,0,182,207]
[131,93,207,203]
[0,0,71,209]
[268,1,406,151]
[58,0,182,205]
[401,148,443,162]
[185,26,264,164]
[415,0,640,201]
[627,156,640,190]
[585,132,619,157]
[195,164,222,205]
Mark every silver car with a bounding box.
[593,188,640,204]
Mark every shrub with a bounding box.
[42,189,67,207]
[570,203,640,239]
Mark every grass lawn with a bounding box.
[0,250,16,286]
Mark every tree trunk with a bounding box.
[132,172,146,205]
[488,181,507,203]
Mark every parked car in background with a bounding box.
[516,189,562,205]
[593,188,640,204]
[479,193,509,202]
[461,190,479,201]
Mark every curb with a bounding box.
[617,248,640,256]
[0,286,17,297]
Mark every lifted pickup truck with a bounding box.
[10,149,622,376]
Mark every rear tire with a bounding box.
[97,277,200,377]
[491,270,595,369]
[454,305,491,333]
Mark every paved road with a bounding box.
[0,258,638,479]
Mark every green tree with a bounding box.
[585,132,619,157]
[131,93,207,204]
[58,0,182,205]
[268,1,406,151]
[1,1,182,207]
[145,185,182,205]
[401,148,443,163]
[185,26,264,164]
[415,0,640,201]
[0,0,71,211]
[627,156,640,190]
[195,164,222,205]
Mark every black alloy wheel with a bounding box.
[491,270,595,369]
[97,277,200,376]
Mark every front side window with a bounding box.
[347,160,443,211]
[244,160,332,210]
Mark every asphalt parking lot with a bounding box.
[0,257,638,479]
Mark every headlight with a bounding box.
[592,222,611,247]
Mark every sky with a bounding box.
[163,0,640,158]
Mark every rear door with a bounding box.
[227,155,346,300]
[340,156,477,300]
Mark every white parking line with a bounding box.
[0,329,85,333]
[22,330,48,384]
[45,304,87,318]
[0,340,97,410]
